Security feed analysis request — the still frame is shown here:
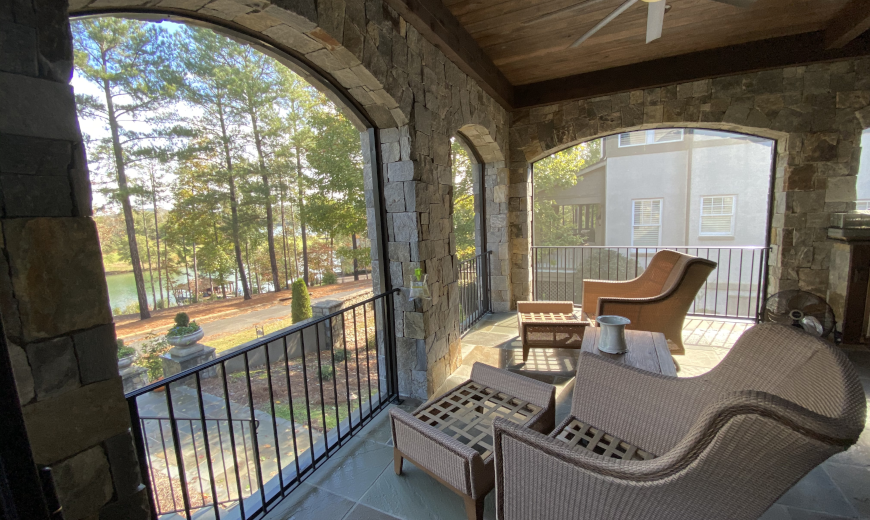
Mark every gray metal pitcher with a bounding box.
[597,315,631,354]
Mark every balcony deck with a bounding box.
[264,313,870,520]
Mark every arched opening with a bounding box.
[70,15,394,517]
[531,127,776,352]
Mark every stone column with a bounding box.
[1,0,148,518]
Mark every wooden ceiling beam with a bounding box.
[514,31,870,108]
[383,0,515,108]
[824,0,870,49]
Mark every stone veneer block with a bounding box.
[2,218,112,342]
[25,336,80,400]
[51,445,113,520]
[23,377,130,465]
[0,72,79,140]
[103,430,142,499]
[0,173,73,216]
[9,342,35,404]
[73,323,119,385]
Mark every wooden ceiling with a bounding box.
[383,0,870,108]
[444,0,849,85]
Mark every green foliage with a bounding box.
[175,312,190,327]
[322,271,337,285]
[167,322,200,337]
[333,348,348,363]
[451,139,477,261]
[135,334,170,380]
[319,365,334,381]
[113,301,141,317]
[117,339,136,359]
[291,279,312,324]
[533,141,603,246]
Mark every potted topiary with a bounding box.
[165,312,204,355]
[117,339,136,370]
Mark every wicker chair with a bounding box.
[493,323,867,520]
[581,249,717,352]
[390,362,555,520]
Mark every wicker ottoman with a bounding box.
[390,362,556,520]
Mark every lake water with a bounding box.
[106,271,189,314]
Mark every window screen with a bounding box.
[632,199,662,246]
[700,196,735,236]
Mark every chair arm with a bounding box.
[517,301,574,314]
[390,408,487,496]
[582,279,652,318]
[571,353,711,455]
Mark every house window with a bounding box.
[632,199,662,246]
[700,196,736,236]
[857,201,870,212]
[618,129,684,147]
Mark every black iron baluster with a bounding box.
[243,353,266,509]
[362,304,373,415]
[714,249,721,317]
[297,330,317,470]
[725,249,733,317]
[352,307,363,424]
[263,343,284,492]
[214,420,231,502]
[238,421,253,498]
[163,384,192,519]
[328,316,342,445]
[186,419,206,509]
[341,310,352,434]
[374,298,385,405]
[128,399,158,518]
[194,373,221,518]
[140,418,163,515]
[738,249,745,318]
[313,324,328,450]
[281,335,302,484]
[220,361,246,519]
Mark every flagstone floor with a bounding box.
[258,313,870,520]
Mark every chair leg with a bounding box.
[393,448,403,475]
[463,495,484,520]
[522,344,529,363]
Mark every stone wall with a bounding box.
[508,59,870,313]
[1,0,149,518]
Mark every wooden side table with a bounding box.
[579,327,676,376]
[519,312,590,362]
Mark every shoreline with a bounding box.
[105,269,133,276]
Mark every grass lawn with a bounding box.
[208,317,297,353]
[268,398,362,432]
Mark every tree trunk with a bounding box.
[279,178,290,288]
[141,205,157,309]
[192,239,199,302]
[182,244,191,305]
[148,166,164,309]
[296,151,309,286]
[352,232,359,281]
[288,197,299,279]
[249,111,281,292]
[101,60,150,320]
[218,97,251,300]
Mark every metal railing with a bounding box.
[459,252,491,335]
[532,246,768,321]
[126,289,400,519]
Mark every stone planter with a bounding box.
[118,355,135,370]
[166,328,204,348]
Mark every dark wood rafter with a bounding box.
[824,0,870,48]
[382,0,515,108]
[515,31,870,108]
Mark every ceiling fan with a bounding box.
[523,0,757,47]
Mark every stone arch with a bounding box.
[508,65,870,315]
[69,2,407,131]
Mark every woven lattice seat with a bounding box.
[553,418,654,461]
[414,381,542,459]
[517,301,590,362]
[391,363,555,520]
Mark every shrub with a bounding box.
[117,339,136,359]
[174,312,190,327]
[366,335,377,351]
[333,348,348,363]
[291,279,312,324]
[319,365,334,381]
[322,271,338,285]
[135,334,170,381]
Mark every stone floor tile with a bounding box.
[776,466,861,518]
[305,439,393,501]
[344,504,400,520]
[263,483,355,520]
[823,463,870,517]
[674,364,712,377]
[461,331,514,348]
[360,460,496,520]
[829,429,870,467]
[785,507,862,520]
[759,504,793,520]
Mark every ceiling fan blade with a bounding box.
[646,0,665,43]
[709,0,756,7]
[570,0,639,48]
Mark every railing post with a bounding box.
[127,398,158,519]
[384,290,400,401]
